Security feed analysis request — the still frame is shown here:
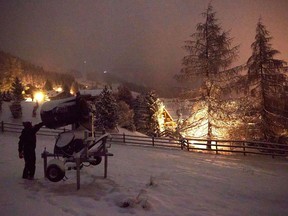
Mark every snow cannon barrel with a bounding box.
[40,96,90,129]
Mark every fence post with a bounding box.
[123,133,126,143]
[1,121,3,132]
[215,141,218,154]
[180,138,189,151]
[179,138,183,150]
[42,149,47,178]
[152,136,154,146]
[243,142,246,156]
[272,143,275,159]
[76,157,81,190]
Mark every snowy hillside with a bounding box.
[1,101,288,216]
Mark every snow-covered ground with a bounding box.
[1,101,288,216]
[0,101,44,125]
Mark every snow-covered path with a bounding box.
[1,131,288,216]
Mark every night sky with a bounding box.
[0,0,287,90]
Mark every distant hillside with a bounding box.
[0,50,178,98]
[0,50,75,91]
[86,70,150,94]
[99,72,181,97]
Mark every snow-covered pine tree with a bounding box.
[1,57,23,91]
[70,81,79,95]
[117,101,136,131]
[0,91,2,111]
[246,19,288,141]
[133,93,148,133]
[11,77,24,101]
[117,84,134,108]
[9,77,24,119]
[145,91,163,136]
[175,4,241,146]
[94,86,119,130]
[133,91,162,136]
[44,79,53,91]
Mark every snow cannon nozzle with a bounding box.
[40,96,91,130]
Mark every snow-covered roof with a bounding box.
[161,98,194,121]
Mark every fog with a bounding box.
[0,0,287,91]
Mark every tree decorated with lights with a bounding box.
[246,19,288,141]
[175,4,242,146]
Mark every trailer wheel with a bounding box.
[46,159,65,182]
[90,156,102,166]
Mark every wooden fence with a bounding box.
[96,131,288,158]
[1,121,288,158]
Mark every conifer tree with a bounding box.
[175,4,240,146]
[9,77,24,119]
[133,93,148,133]
[11,77,24,101]
[70,81,79,95]
[145,91,162,136]
[246,19,287,141]
[44,79,53,91]
[2,57,23,91]
[0,91,2,111]
[94,86,119,130]
[118,101,136,131]
[117,84,134,108]
[133,91,162,136]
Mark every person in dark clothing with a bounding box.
[18,121,44,179]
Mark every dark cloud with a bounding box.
[0,0,287,90]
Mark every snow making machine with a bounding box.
[40,95,113,187]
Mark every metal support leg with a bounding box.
[42,151,47,178]
[104,155,108,178]
[76,158,81,190]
